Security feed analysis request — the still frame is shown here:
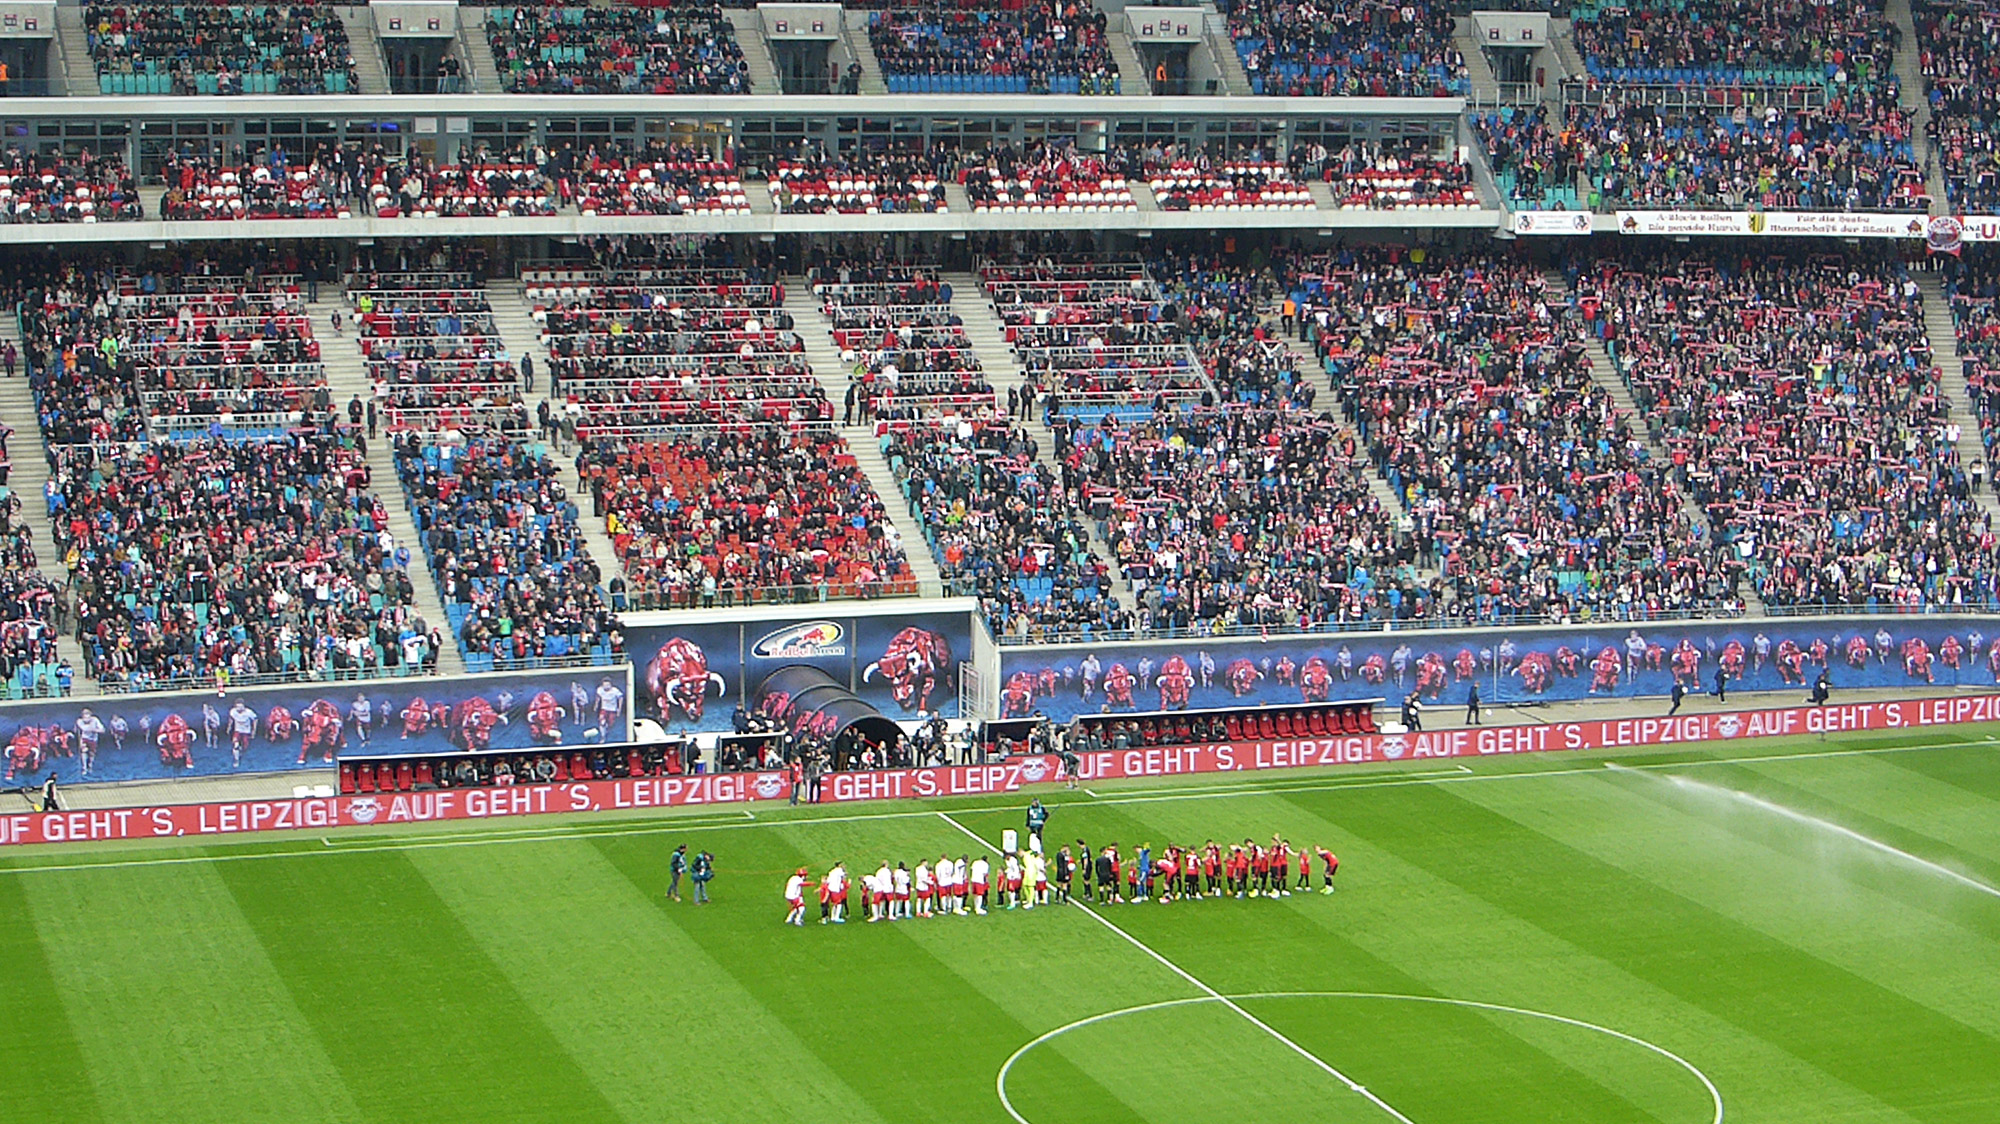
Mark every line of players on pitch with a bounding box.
[784,838,1339,925]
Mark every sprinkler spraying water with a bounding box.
[1604,763,2000,901]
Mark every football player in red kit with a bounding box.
[1203,841,1222,897]
[1317,847,1339,893]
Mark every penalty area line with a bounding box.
[935,812,1419,1124]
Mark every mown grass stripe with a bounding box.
[215,851,627,1124]
[18,862,364,1124]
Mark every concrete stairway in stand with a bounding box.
[1271,330,1414,543]
[56,5,101,96]
[779,282,943,592]
[338,7,392,95]
[1106,28,1150,95]
[308,297,465,675]
[842,11,888,95]
[1887,0,1950,209]
[940,271,1137,614]
[1454,25,1502,104]
[1919,275,2000,524]
[1544,269,1769,614]
[481,283,629,588]
[724,10,783,95]
[1198,4,1253,96]
[459,6,505,93]
[0,322,96,694]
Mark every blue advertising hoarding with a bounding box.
[621,598,979,734]
[0,669,633,788]
[994,617,2000,722]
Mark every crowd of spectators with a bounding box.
[1503,98,1928,212]
[485,3,747,94]
[1944,253,2000,518]
[1301,251,1730,622]
[1475,106,1585,211]
[870,0,1120,94]
[47,436,436,689]
[1917,0,2000,211]
[1570,0,1897,87]
[580,425,916,605]
[1578,249,1997,610]
[1223,0,1466,97]
[394,432,617,669]
[0,148,143,225]
[890,417,1125,637]
[84,2,359,95]
[768,143,950,215]
[962,142,1136,212]
[0,490,66,698]
[571,142,750,216]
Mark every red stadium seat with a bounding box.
[626,750,646,777]
[571,753,592,780]
[552,756,571,782]
[1358,708,1378,734]
[1308,711,1328,736]
[1225,716,1242,739]
[414,760,434,788]
[338,763,356,795]
[356,763,376,794]
[1275,713,1293,737]
[396,761,414,792]
[1258,714,1275,739]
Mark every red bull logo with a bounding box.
[752,621,848,659]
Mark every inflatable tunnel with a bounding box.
[754,665,904,753]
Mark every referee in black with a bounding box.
[40,773,59,812]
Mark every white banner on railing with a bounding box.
[1614,210,1930,239]
[1510,210,1594,236]
[1616,209,1928,237]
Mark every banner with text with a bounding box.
[1615,210,1929,239]
[3,694,1993,846]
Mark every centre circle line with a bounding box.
[995,991,1725,1124]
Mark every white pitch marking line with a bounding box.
[994,992,1724,1124]
[937,812,1419,1124]
[1083,789,1100,798]
[1,734,1990,875]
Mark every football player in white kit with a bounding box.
[970,854,992,914]
[784,867,810,926]
[952,853,969,914]
[892,862,912,919]
[869,862,893,922]
[913,860,935,917]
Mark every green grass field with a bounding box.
[4,724,2000,1124]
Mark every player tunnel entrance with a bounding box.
[754,665,903,768]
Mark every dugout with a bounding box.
[337,738,692,795]
[1071,699,1383,748]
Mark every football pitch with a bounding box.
[4,724,1999,1124]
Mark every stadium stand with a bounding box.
[1299,250,1729,622]
[484,2,748,94]
[768,143,951,215]
[83,2,360,95]
[888,416,1124,638]
[393,431,618,671]
[869,0,1121,94]
[1568,0,1897,89]
[0,148,144,225]
[1221,0,1468,96]
[579,423,918,605]
[812,266,994,425]
[1916,0,2000,211]
[352,271,529,437]
[1576,249,1998,610]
